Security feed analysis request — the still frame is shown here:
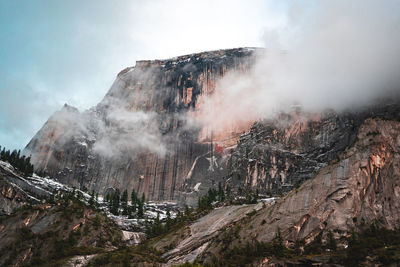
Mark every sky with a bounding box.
[0,0,291,150]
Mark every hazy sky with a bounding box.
[0,0,291,150]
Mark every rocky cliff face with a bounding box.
[236,117,400,244]
[25,48,258,203]
[227,101,400,196]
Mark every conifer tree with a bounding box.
[130,189,137,213]
[0,145,34,176]
[218,182,225,202]
[327,231,337,251]
[110,189,120,215]
[166,210,172,230]
[137,199,144,218]
[185,205,191,216]
[121,189,128,215]
[89,190,95,207]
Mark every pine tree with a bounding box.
[152,212,162,236]
[166,210,172,230]
[0,145,34,176]
[141,192,145,204]
[121,189,128,215]
[327,231,337,251]
[273,227,285,256]
[130,189,137,213]
[218,182,225,202]
[89,190,95,207]
[106,193,112,210]
[226,185,231,203]
[137,200,144,218]
[110,189,120,215]
[137,192,146,216]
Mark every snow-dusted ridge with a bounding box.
[0,160,180,233]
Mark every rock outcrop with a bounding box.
[228,101,400,196]
[154,203,265,266]
[0,174,29,216]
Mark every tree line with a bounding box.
[103,189,146,217]
[197,182,226,211]
[0,145,34,176]
[145,206,193,238]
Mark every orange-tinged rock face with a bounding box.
[190,76,258,148]
[186,87,193,104]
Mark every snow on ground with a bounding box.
[0,160,15,173]
[1,160,192,239]
[259,197,279,204]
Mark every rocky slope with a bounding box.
[0,163,123,266]
[0,160,173,266]
[152,202,267,266]
[25,48,259,204]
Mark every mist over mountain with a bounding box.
[2,1,400,266]
[195,0,400,135]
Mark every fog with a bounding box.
[193,0,400,133]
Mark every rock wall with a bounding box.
[227,101,400,196]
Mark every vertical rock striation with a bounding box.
[227,102,400,196]
[237,117,400,245]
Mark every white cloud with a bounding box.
[191,0,400,133]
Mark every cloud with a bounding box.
[192,0,400,134]
[92,107,168,158]
[0,0,287,150]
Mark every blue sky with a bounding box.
[0,0,292,150]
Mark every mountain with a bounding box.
[24,48,400,208]
[25,48,259,205]
[6,47,400,265]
